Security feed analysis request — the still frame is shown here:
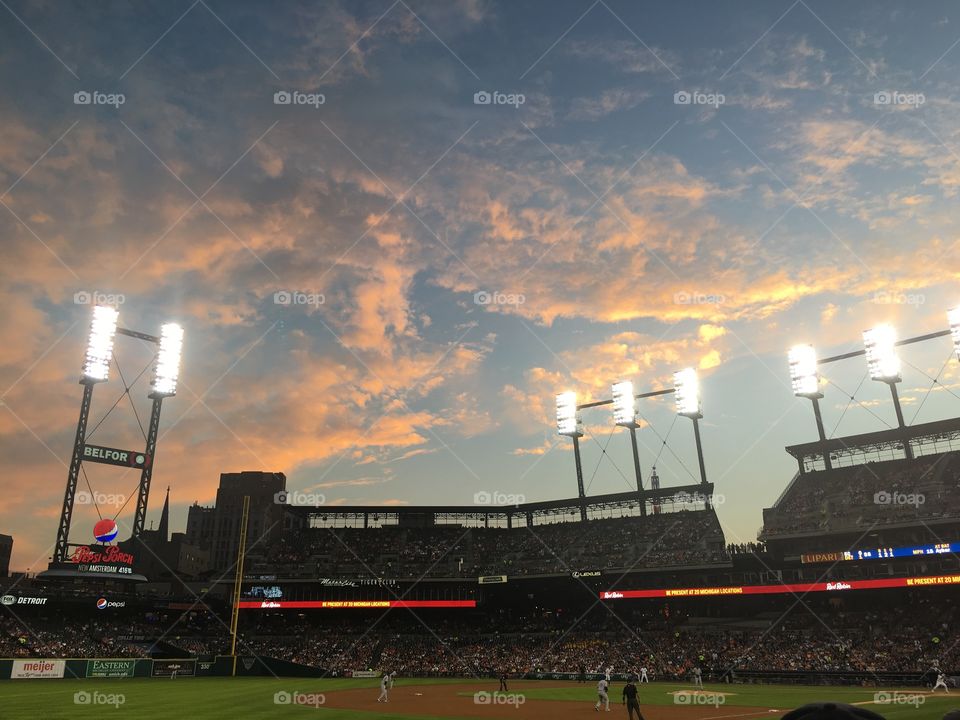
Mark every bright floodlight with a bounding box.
[863,324,901,382]
[556,391,582,437]
[673,367,702,418]
[612,380,639,427]
[788,344,821,398]
[82,305,119,382]
[150,322,184,397]
[949,307,960,361]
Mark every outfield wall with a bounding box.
[0,655,329,680]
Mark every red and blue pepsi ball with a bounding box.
[96,597,107,610]
[93,518,118,543]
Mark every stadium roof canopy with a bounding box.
[785,416,960,472]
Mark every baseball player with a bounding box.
[605,665,613,682]
[596,677,611,712]
[638,667,649,683]
[933,672,950,693]
[377,672,390,703]
[499,670,508,692]
[692,666,703,690]
[622,678,645,720]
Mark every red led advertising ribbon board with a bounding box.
[599,574,960,600]
[236,599,477,609]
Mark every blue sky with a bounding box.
[1,0,959,571]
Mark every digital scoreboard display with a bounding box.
[600,573,960,600]
[801,541,960,564]
[236,599,477,610]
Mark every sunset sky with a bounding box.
[1,0,960,573]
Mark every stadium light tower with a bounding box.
[949,307,960,361]
[54,306,120,562]
[788,344,832,470]
[863,324,912,459]
[674,368,709,488]
[52,307,184,566]
[133,322,185,539]
[556,391,587,521]
[612,380,646,509]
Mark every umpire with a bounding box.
[623,677,644,720]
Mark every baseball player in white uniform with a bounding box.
[605,666,613,682]
[595,677,610,712]
[693,666,703,689]
[639,667,649,683]
[377,673,390,702]
[933,672,949,693]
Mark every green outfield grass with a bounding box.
[0,677,955,720]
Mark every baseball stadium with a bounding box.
[2,307,960,720]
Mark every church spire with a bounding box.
[158,486,170,541]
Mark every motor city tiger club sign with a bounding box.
[68,545,135,575]
[82,443,150,469]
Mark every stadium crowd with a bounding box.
[245,509,729,580]
[764,452,960,536]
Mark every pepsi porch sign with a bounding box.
[82,443,150,469]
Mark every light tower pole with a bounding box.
[53,306,118,563]
[789,344,832,471]
[863,325,913,460]
[611,381,646,514]
[556,392,587,521]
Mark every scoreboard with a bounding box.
[801,541,960,564]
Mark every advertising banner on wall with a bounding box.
[151,659,196,678]
[86,660,136,678]
[11,660,66,679]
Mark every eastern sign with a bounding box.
[82,444,150,469]
[87,659,136,678]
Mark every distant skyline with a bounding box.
[1,0,960,572]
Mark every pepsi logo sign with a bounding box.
[93,519,119,543]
